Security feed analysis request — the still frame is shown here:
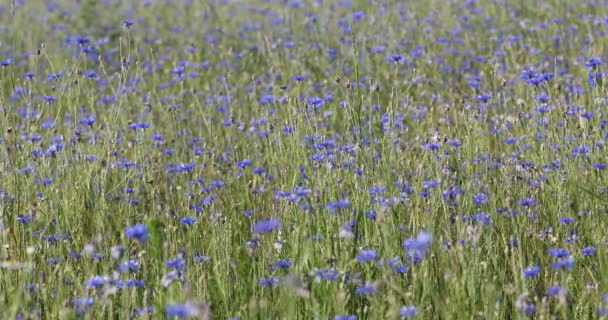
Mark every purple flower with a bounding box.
[165,303,195,318]
[354,283,377,295]
[473,193,488,206]
[274,259,293,269]
[356,250,377,263]
[400,305,418,318]
[403,230,433,261]
[581,246,597,256]
[552,256,575,270]
[523,265,540,278]
[259,276,280,288]
[123,19,134,28]
[586,57,602,69]
[253,218,281,234]
[86,275,105,288]
[389,54,403,62]
[236,159,252,168]
[179,217,196,225]
[548,248,570,258]
[17,214,34,224]
[125,223,148,242]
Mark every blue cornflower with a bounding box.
[581,246,597,256]
[586,57,602,69]
[400,305,418,318]
[559,217,574,225]
[552,256,575,270]
[315,268,341,281]
[259,276,280,288]
[327,199,350,213]
[536,93,549,103]
[517,197,535,207]
[17,214,34,224]
[74,297,94,315]
[123,19,134,28]
[403,230,433,261]
[252,167,266,175]
[236,159,252,168]
[389,54,403,62]
[366,210,377,220]
[356,250,377,263]
[179,216,196,225]
[524,304,536,316]
[275,259,293,269]
[86,275,105,288]
[84,70,97,78]
[75,36,90,46]
[166,257,186,270]
[41,95,57,103]
[252,218,281,234]
[118,260,140,273]
[546,285,566,296]
[354,283,377,295]
[335,315,357,320]
[523,265,540,278]
[473,192,488,205]
[548,248,570,258]
[125,223,148,242]
[476,93,491,103]
[165,303,195,318]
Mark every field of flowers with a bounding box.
[3,0,608,319]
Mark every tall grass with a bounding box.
[1,0,608,319]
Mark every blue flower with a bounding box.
[125,223,148,242]
[253,218,281,234]
[236,159,252,168]
[356,250,377,263]
[123,19,134,28]
[179,216,196,225]
[335,315,357,320]
[517,197,535,207]
[17,214,34,224]
[259,276,280,288]
[166,257,186,270]
[355,283,377,295]
[546,285,566,296]
[400,305,418,318]
[118,260,140,272]
[523,265,540,278]
[473,193,488,205]
[403,230,433,261]
[275,259,293,269]
[314,268,341,281]
[581,246,597,256]
[327,199,350,213]
[74,297,94,315]
[86,275,105,288]
[165,303,195,318]
[586,57,602,69]
[548,248,570,258]
[389,54,403,62]
[552,256,575,270]
[524,304,536,316]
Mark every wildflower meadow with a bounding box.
[2,0,608,319]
